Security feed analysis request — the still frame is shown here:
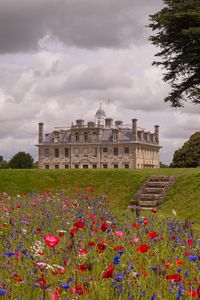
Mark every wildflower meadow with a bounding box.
[0,187,200,299]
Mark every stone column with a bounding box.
[154,125,159,144]
[38,123,44,143]
[132,119,137,141]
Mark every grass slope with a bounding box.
[0,168,200,222]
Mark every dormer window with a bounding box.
[113,131,118,141]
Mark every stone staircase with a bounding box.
[128,176,177,210]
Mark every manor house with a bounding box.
[36,107,161,169]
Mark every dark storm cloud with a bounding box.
[0,0,162,53]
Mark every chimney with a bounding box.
[115,120,123,128]
[76,119,84,127]
[38,122,44,143]
[88,121,95,128]
[154,125,159,144]
[105,118,113,128]
[132,119,137,141]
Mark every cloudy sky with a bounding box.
[0,0,200,164]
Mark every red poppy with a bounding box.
[88,241,95,247]
[50,287,61,300]
[101,222,108,232]
[76,284,89,295]
[77,263,87,272]
[79,248,88,256]
[44,235,60,247]
[114,245,124,251]
[88,214,96,219]
[136,244,150,254]
[13,274,23,282]
[84,196,89,201]
[147,232,158,239]
[151,208,157,213]
[165,273,183,282]
[37,228,42,234]
[102,270,113,279]
[73,220,85,229]
[59,232,65,238]
[2,223,8,228]
[144,218,148,225]
[185,290,198,297]
[96,242,107,254]
[38,277,46,287]
[70,228,78,235]
[197,285,200,297]
[174,260,183,266]
[132,223,140,228]
[187,239,193,246]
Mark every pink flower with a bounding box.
[114,231,124,237]
[131,237,140,243]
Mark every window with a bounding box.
[124,147,129,155]
[65,165,69,169]
[93,147,97,157]
[75,164,79,169]
[83,164,89,169]
[55,164,59,169]
[124,164,129,169]
[75,132,79,142]
[114,147,118,156]
[92,164,97,169]
[84,132,88,142]
[74,148,79,157]
[103,164,108,169]
[83,148,88,157]
[44,148,49,158]
[65,148,69,157]
[103,147,108,153]
[55,148,59,158]
[114,164,118,168]
[45,164,49,169]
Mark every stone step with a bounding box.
[149,177,171,182]
[142,187,164,194]
[146,182,167,188]
[139,200,158,207]
[139,194,162,200]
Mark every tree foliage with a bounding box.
[9,152,34,169]
[170,132,200,167]
[149,0,200,107]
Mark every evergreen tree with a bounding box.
[170,132,200,167]
[9,152,34,169]
[149,0,200,107]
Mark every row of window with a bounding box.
[45,163,130,169]
[44,147,130,158]
[73,132,119,142]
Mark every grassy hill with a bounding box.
[0,168,200,223]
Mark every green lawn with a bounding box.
[0,168,200,223]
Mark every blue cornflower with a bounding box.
[177,268,182,273]
[0,289,7,295]
[5,251,15,257]
[61,282,70,289]
[113,256,121,265]
[176,285,184,300]
[151,295,156,300]
[117,250,125,255]
[188,255,198,262]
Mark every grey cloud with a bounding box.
[0,0,162,53]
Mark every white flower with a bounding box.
[172,209,177,216]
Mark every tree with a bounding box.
[0,155,3,162]
[149,0,200,107]
[170,132,200,167]
[9,152,34,169]
[0,160,9,169]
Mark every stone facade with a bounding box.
[36,108,161,169]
